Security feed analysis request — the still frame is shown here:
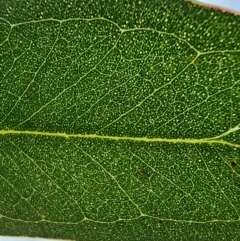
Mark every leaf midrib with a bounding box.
[1,129,240,148]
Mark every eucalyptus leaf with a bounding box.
[0,0,240,240]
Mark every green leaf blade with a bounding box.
[1,0,240,240]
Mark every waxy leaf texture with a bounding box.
[0,0,240,240]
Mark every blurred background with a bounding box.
[197,0,240,12]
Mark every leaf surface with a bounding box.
[0,0,240,240]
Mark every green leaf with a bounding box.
[1,0,240,240]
